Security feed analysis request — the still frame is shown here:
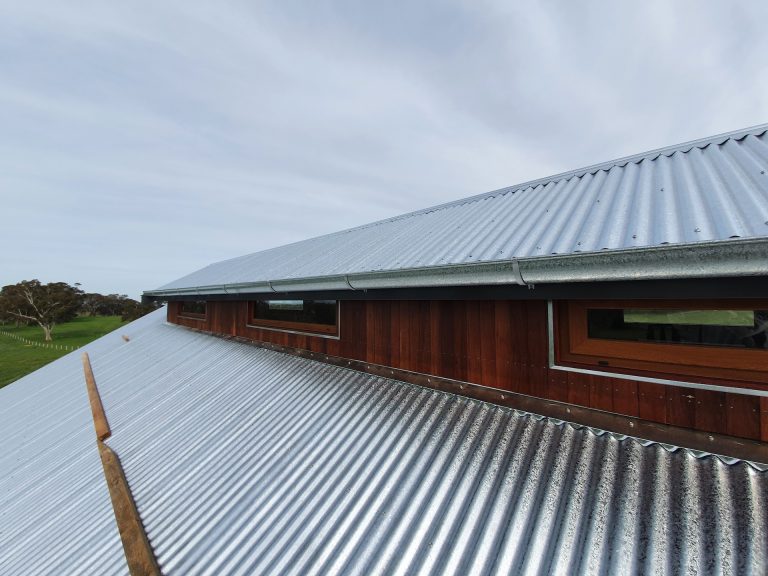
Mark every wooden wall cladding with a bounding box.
[168,300,767,442]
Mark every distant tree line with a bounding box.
[0,279,160,341]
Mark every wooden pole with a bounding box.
[82,352,111,441]
[82,351,161,575]
[98,443,162,576]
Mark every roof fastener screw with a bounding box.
[694,227,701,232]
[660,187,664,192]
[632,234,637,239]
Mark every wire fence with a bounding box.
[0,330,80,351]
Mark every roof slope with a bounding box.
[0,311,166,575]
[83,314,766,575]
[149,123,768,296]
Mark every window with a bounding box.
[178,300,207,319]
[248,299,338,336]
[556,300,768,384]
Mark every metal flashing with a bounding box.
[199,327,768,466]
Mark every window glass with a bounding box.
[252,299,336,326]
[588,308,768,349]
[180,301,206,316]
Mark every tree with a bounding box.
[81,292,149,318]
[0,280,83,341]
[121,300,161,322]
[98,293,134,316]
[80,292,106,317]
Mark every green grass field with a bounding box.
[0,316,126,389]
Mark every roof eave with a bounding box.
[143,238,768,299]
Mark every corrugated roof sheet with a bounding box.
[75,313,767,575]
[0,311,167,575]
[153,124,768,294]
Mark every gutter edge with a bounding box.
[142,238,768,299]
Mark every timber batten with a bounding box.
[82,351,161,576]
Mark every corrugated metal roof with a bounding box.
[0,311,167,575]
[149,123,768,295]
[76,313,767,575]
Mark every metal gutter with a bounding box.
[347,260,522,290]
[144,261,526,298]
[143,238,768,299]
[518,237,768,284]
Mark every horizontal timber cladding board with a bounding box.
[167,300,765,441]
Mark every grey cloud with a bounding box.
[0,1,765,298]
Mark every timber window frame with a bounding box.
[555,300,768,387]
[247,299,339,337]
[178,300,207,320]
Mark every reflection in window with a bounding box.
[179,300,207,317]
[588,309,768,349]
[251,299,337,331]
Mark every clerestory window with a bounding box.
[248,299,338,336]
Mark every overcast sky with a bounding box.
[1,1,766,299]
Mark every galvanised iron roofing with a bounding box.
[5,310,762,574]
[0,310,167,575]
[147,123,768,297]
